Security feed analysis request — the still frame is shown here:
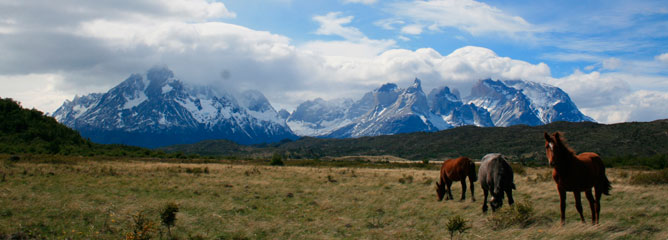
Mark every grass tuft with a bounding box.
[487,199,535,230]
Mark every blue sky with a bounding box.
[0,0,667,123]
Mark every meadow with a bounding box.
[1,156,667,239]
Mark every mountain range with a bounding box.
[52,67,296,148]
[53,67,592,148]
[286,78,593,138]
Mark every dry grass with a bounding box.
[0,159,666,239]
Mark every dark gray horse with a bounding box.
[479,153,516,212]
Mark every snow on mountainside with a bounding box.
[286,98,354,136]
[52,67,295,148]
[502,80,594,123]
[288,78,592,137]
[324,79,449,138]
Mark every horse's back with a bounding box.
[577,152,605,174]
[442,157,470,181]
[478,154,513,190]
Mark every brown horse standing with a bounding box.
[436,157,477,202]
[544,132,611,225]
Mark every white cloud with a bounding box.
[313,12,364,40]
[387,0,535,37]
[0,73,71,113]
[374,18,404,30]
[342,0,378,4]
[656,53,668,63]
[306,12,396,58]
[582,90,668,123]
[602,57,621,70]
[401,24,423,35]
[548,70,630,108]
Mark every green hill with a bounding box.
[0,98,152,157]
[161,120,668,168]
[0,98,89,154]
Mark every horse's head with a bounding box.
[435,181,445,201]
[490,193,503,211]
[544,132,569,168]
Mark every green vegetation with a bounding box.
[270,152,284,166]
[630,169,668,185]
[445,215,470,240]
[0,98,208,159]
[487,199,536,230]
[161,120,668,169]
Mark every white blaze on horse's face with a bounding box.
[545,140,555,167]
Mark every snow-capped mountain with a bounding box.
[428,86,494,127]
[501,80,594,124]
[466,79,593,126]
[52,67,296,148]
[286,78,592,138]
[286,98,354,136]
[327,79,449,138]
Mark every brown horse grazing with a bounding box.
[436,157,477,202]
[544,132,611,225]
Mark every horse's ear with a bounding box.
[544,132,552,142]
[553,132,562,143]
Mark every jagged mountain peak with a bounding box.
[376,83,398,92]
[290,77,591,138]
[52,67,295,148]
[407,78,422,93]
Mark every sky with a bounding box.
[0,0,667,123]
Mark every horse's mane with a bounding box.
[555,132,577,156]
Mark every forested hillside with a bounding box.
[162,120,668,168]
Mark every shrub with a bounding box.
[270,153,284,166]
[446,215,470,240]
[126,211,155,240]
[630,169,668,185]
[487,199,535,230]
[509,162,526,176]
[160,203,179,236]
[398,175,413,184]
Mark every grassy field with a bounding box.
[1,157,667,239]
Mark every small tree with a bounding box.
[270,152,284,166]
[160,203,179,237]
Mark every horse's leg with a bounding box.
[506,188,514,206]
[482,187,489,213]
[573,191,585,223]
[585,189,596,225]
[594,186,603,224]
[558,187,566,225]
[469,177,476,202]
[460,179,466,201]
[445,178,453,200]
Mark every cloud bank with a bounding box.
[0,0,666,124]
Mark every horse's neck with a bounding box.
[555,152,579,174]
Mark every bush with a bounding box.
[630,169,668,185]
[126,211,155,240]
[446,215,470,240]
[487,199,535,230]
[160,203,179,236]
[270,152,284,166]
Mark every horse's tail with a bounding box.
[598,172,611,195]
[511,182,516,190]
[468,161,478,182]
